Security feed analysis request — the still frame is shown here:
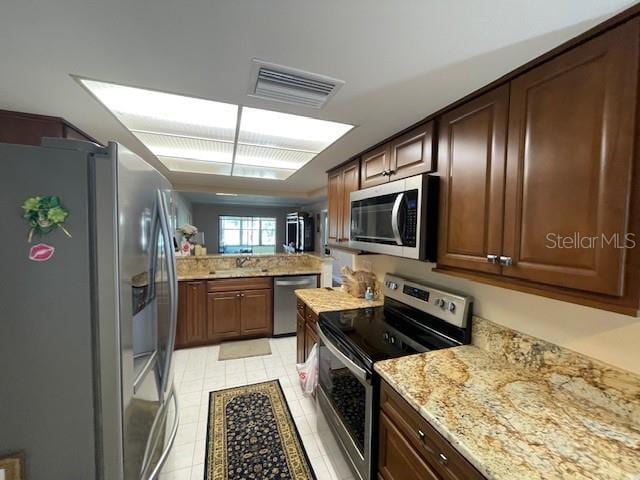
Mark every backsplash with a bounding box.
[472,317,640,422]
[176,253,322,276]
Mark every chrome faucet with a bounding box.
[235,256,250,268]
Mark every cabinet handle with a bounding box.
[438,452,448,465]
[498,255,513,266]
[236,293,241,298]
[486,254,498,264]
[417,429,426,442]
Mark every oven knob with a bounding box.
[383,332,390,343]
[435,298,445,308]
[386,281,398,290]
[389,335,396,345]
[447,302,456,313]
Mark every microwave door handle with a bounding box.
[391,193,405,245]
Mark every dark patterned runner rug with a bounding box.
[205,380,316,480]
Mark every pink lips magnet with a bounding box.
[29,243,55,262]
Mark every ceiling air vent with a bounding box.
[248,59,344,109]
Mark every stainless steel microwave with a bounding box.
[349,174,438,260]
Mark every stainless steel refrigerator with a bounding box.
[0,138,179,479]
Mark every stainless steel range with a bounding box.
[316,274,473,480]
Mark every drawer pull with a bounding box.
[417,429,426,441]
[438,452,448,465]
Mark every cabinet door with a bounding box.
[503,20,639,295]
[437,85,509,274]
[327,169,343,243]
[207,292,241,342]
[176,281,207,348]
[296,314,306,364]
[240,289,273,337]
[340,159,360,241]
[304,323,318,360]
[389,121,435,180]
[361,144,391,188]
[378,412,440,480]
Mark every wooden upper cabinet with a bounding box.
[437,85,509,274]
[0,109,98,146]
[502,19,639,296]
[327,158,360,243]
[340,160,360,241]
[327,170,342,243]
[361,144,391,188]
[176,281,207,348]
[389,121,435,180]
[207,291,241,342]
[240,289,272,337]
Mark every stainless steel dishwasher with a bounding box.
[273,275,318,335]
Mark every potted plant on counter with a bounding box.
[178,224,198,256]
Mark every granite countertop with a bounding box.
[294,287,384,314]
[375,335,640,480]
[178,266,322,281]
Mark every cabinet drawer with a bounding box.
[207,276,272,292]
[380,380,485,480]
[296,298,306,317]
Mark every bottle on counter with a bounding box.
[365,286,374,301]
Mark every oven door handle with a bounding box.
[318,327,369,383]
[391,193,405,246]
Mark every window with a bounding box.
[219,216,277,254]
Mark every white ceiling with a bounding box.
[0,0,634,196]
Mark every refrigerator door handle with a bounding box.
[143,387,179,480]
[156,190,178,401]
[146,199,161,303]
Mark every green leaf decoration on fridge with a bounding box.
[22,195,72,242]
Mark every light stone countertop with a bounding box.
[294,288,384,314]
[375,318,640,480]
[178,266,322,281]
[176,252,327,281]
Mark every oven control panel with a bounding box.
[383,274,472,328]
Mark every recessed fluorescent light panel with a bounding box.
[80,79,353,179]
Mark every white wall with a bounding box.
[354,254,640,375]
[173,192,193,229]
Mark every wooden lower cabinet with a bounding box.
[176,281,207,348]
[296,298,319,363]
[304,322,318,360]
[207,291,242,343]
[379,412,440,480]
[378,380,485,480]
[240,289,272,337]
[296,313,306,363]
[176,277,273,348]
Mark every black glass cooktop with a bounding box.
[318,297,465,369]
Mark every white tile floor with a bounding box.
[160,336,354,480]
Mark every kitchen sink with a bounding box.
[209,268,270,275]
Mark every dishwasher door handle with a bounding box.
[275,279,316,287]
